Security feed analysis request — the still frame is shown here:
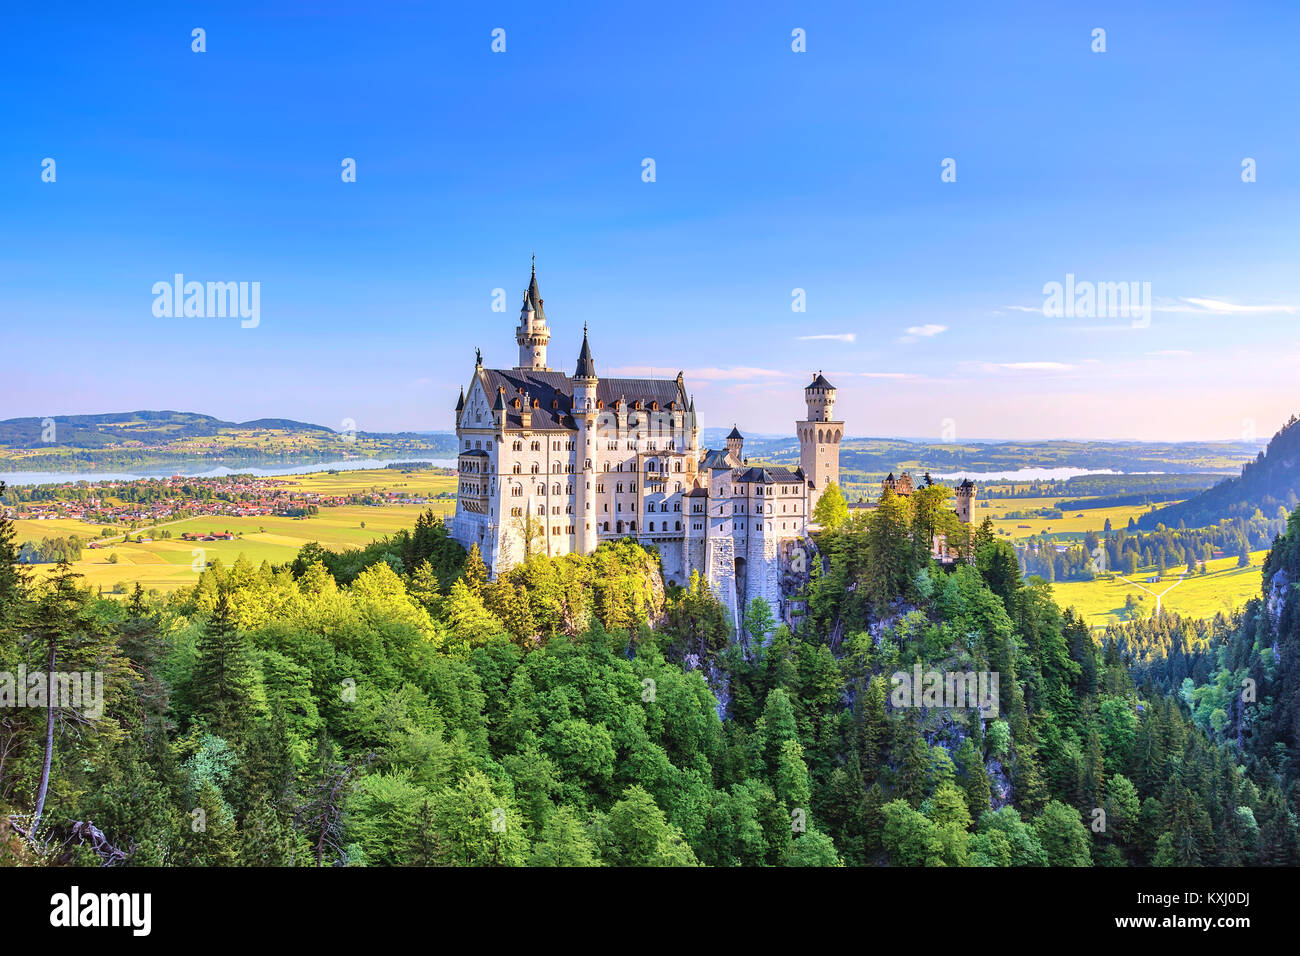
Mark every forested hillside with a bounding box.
[0,484,1292,866]
[1105,507,1300,848]
[1142,415,1300,529]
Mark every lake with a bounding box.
[929,467,1163,482]
[0,457,458,487]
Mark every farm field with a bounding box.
[975,496,1170,540]
[18,469,457,595]
[11,515,109,542]
[1049,549,1269,628]
[285,467,455,498]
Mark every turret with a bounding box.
[797,371,844,512]
[492,386,507,428]
[515,258,551,370]
[954,478,976,523]
[805,370,836,422]
[726,425,744,464]
[573,326,599,555]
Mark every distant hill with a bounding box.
[0,411,333,448]
[0,411,458,474]
[1140,415,1300,529]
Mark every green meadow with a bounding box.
[22,469,456,594]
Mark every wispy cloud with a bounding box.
[1148,349,1192,357]
[1159,296,1296,315]
[797,332,856,343]
[990,361,1074,371]
[898,323,948,343]
[608,365,789,382]
[1003,295,1296,321]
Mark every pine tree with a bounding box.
[239,798,292,866]
[191,589,256,741]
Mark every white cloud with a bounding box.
[993,361,1074,371]
[1170,297,1289,316]
[1148,349,1192,357]
[797,332,856,343]
[898,323,948,344]
[607,365,789,382]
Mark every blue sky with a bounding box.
[3,1,1299,440]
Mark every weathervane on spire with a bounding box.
[475,347,482,367]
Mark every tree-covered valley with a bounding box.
[1,484,1295,867]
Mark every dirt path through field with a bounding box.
[1116,572,1188,615]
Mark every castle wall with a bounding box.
[743,526,782,620]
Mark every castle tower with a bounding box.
[515,258,551,370]
[954,478,976,523]
[797,371,844,513]
[574,325,599,555]
[725,425,744,465]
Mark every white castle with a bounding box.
[451,263,843,627]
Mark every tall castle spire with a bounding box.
[575,322,596,380]
[515,259,550,370]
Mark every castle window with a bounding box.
[649,522,655,532]
[597,400,604,409]
[531,464,539,474]
[630,521,637,531]
[675,521,681,530]
[512,464,521,474]
[513,441,522,451]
